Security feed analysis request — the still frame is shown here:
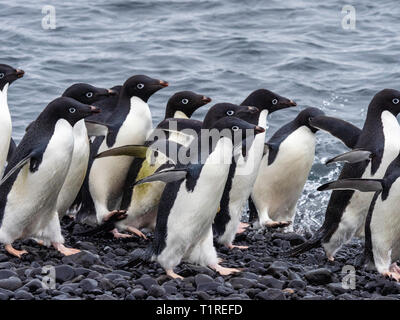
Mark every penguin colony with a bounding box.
[1,63,400,282]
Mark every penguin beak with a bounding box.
[15,69,24,78]
[90,106,101,113]
[202,96,212,103]
[254,126,265,135]
[287,100,297,107]
[159,80,169,87]
[247,106,259,113]
[108,89,117,96]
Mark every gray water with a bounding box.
[2,0,400,231]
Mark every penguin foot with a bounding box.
[5,244,28,258]
[166,269,183,280]
[327,255,335,262]
[52,243,81,256]
[111,228,133,239]
[237,222,249,234]
[126,226,147,239]
[264,220,292,229]
[104,210,128,222]
[210,264,241,276]
[383,271,400,282]
[226,244,249,250]
[217,257,224,263]
[389,263,400,274]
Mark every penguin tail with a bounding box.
[74,210,128,236]
[118,247,153,269]
[282,232,323,257]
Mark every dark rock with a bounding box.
[0,270,17,280]
[287,279,306,290]
[55,265,75,283]
[0,293,8,300]
[305,268,333,285]
[99,278,116,291]
[148,284,166,298]
[0,254,8,263]
[259,276,284,289]
[266,261,289,278]
[136,275,157,290]
[194,274,219,291]
[15,290,34,300]
[62,251,100,268]
[256,288,286,300]
[24,279,43,292]
[95,294,117,300]
[327,283,349,296]
[163,284,178,295]
[229,277,256,290]
[131,288,147,299]
[80,279,98,293]
[0,277,22,291]
[196,291,211,300]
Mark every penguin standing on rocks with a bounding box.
[248,107,359,231]
[288,89,400,260]
[97,103,259,235]
[0,64,24,175]
[54,83,116,218]
[134,116,265,279]
[88,75,168,238]
[0,97,100,257]
[213,89,297,250]
[316,151,400,281]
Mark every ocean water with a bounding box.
[1,0,399,231]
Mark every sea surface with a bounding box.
[1,0,399,231]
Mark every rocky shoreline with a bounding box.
[0,216,398,300]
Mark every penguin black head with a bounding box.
[212,116,265,142]
[0,64,24,91]
[202,103,259,129]
[370,89,400,116]
[241,89,297,113]
[121,75,169,102]
[165,91,211,119]
[38,97,101,127]
[295,107,325,133]
[62,83,116,105]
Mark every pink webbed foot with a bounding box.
[5,244,28,258]
[52,243,81,256]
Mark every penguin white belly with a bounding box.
[324,111,400,256]
[90,97,152,223]
[370,180,400,273]
[0,120,74,244]
[0,84,11,176]
[56,120,89,217]
[253,127,315,224]
[157,138,232,269]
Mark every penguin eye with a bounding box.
[154,150,159,157]
[226,110,235,116]
[393,98,399,105]
[182,98,189,105]
[69,107,76,114]
[272,98,278,105]
[86,92,93,98]
[137,83,144,89]
[0,73,4,79]
[232,125,239,131]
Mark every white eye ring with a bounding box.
[182,98,189,104]
[232,125,239,131]
[137,83,144,89]
[272,98,278,105]
[0,73,4,79]
[69,107,76,113]
[393,98,399,104]
[86,92,93,98]
[226,110,234,116]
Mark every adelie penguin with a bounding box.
[54,83,116,218]
[213,89,296,250]
[0,64,24,175]
[288,89,400,260]
[88,75,168,238]
[0,97,100,257]
[316,151,400,281]
[248,107,360,231]
[97,103,259,236]
[134,116,265,279]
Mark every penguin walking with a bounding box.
[54,83,116,218]
[248,107,360,231]
[213,89,296,250]
[95,103,258,235]
[0,97,100,257]
[0,64,24,175]
[288,89,400,260]
[88,75,168,238]
[316,151,400,280]
[134,116,265,279]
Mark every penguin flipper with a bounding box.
[326,149,372,165]
[134,168,187,186]
[6,138,16,163]
[310,115,361,149]
[317,178,383,192]
[158,128,195,147]
[262,143,269,156]
[85,120,110,137]
[96,145,149,159]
